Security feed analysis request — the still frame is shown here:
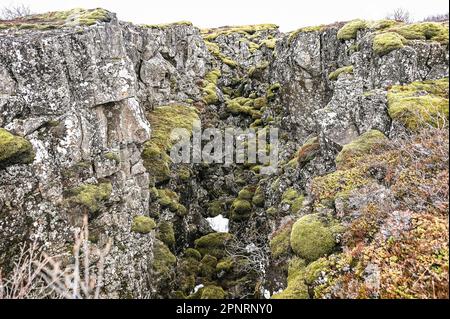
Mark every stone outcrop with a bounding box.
[0,9,448,298]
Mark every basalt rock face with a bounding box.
[0,10,449,299]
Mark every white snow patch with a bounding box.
[193,284,204,293]
[206,214,229,233]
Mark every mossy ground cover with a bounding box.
[201,24,278,41]
[0,8,111,31]
[335,130,387,169]
[387,78,449,131]
[66,182,112,212]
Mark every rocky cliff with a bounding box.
[0,9,448,299]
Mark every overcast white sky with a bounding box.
[0,0,448,31]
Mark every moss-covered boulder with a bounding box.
[290,214,336,262]
[335,130,387,169]
[337,20,367,41]
[387,78,449,131]
[207,200,225,217]
[131,216,156,234]
[373,32,406,56]
[194,232,233,259]
[0,128,35,169]
[252,186,265,207]
[142,105,199,184]
[66,182,112,212]
[230,199,252,221]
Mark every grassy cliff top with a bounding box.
[0,8,113,31]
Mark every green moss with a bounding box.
[201,69,221,104]
[303,257,330,285]
[184,248,202,261]
[143,21,193,29]
[281,188,304,213]
[104,151,120,163]
[131,216,156,234]
[270,225,292,259]
[387,78,449,130]
[250,119,263,128]
[328,65,354,81]
[391,22,449,44]
[201,24,278,41]
[230,199,252,221]
[253,97,268,110]
[0,8,112,31]
[289,25,326,42]
[142,105,199,183]
[272,257,309,299]
[337,20,368,40]
[335,130,387,169]
[205,69,221,85]
[0,128,35,169]
[194,232,233,258]
[67,182,112,212]
[311,165,369,202]
[208,200,225,217]
[225,97,254,116]
[156,188,187,216]
[248,61,269,78]
[267,83,281,100]
[238,186,256,200]
[290,214,336,262]
[199,254,218,278]
[267,207,278,216]
[177,166,191,181]
[216,257,234,273]
[373,32,406,56]
[157,221,175,247]
[261,38,277,49]
[200,285,226,299]
[370,19,400,30]
[153,241,177,275]
[252,187,265,207]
